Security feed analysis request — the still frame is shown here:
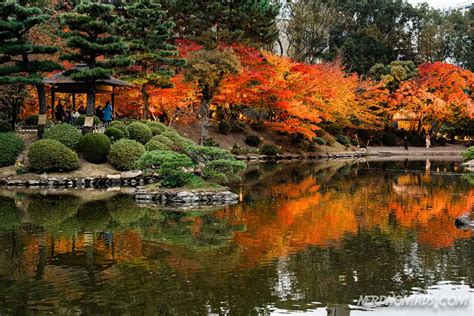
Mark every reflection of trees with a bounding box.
[27,195,80,228]
[0,197,20,230]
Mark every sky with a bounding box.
[407,0,469,9]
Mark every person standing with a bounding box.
[96,105,104,122]
[425,134,431,149]
[103,100,113,124]
[71,109,80,125]
[404,136,408,150]
[55,102,65,122]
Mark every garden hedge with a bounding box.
[104,126,125,142]
[0,132,23,167]
[146,121,168,135]
[109,121,130,138]
[127,122,153,144]
[44,124,82,149]
[79,133,111,163]
[28,139,80,173]
[108,139,145,171]
[260,143,280,156]
[145,139,171,151]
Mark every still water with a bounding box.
[0,159,473,315]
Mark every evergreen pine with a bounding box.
[59,2,130,130]
[121,0,184,119]
[0,0,60,138]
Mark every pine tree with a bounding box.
[120,0,184,120]
[60,2,130,130]
[0,0,60,138]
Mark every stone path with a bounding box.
[367,145,465,157]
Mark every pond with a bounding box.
[0,159,473,315]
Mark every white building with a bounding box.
[443,1,473,14]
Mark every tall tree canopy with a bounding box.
[120,0,184,119]
[60,1,130,129]
[0,0,59,137]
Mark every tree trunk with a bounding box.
[36,83,47,139]
[142,83,150,120]
[200,88,212,145]
[83,85,95,134]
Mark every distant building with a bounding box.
[443,1,473,14]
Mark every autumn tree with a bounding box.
[185,49,241,144]
[120,0,184,120]
[0,1,60,138]
[60,2,129,131]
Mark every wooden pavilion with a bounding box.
[43,65,133,115]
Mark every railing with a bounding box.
[15,122,108,133]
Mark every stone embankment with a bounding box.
[134,190,239,206]
[235,150,367,161]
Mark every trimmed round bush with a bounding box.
[146,121,168,135]
[150,134,175,148]
[186,145,234,164]
[136,150,194,173]
[203,159,246,184]
[260,143,280,156]
[44,124,82,149]
[75,115,101,126]
[0,120,12,133]
[161,130,196,151]
[145,139,171,151]
[336,134,351,147]
[28,139,80,173]
[109,121,130,138]
[313,137,326,145]
[0,133,23,167]
[127,122,152,144]
[79,133,111,163]
[245,134,262,147]
[108,139,145,171]
[104,127,125,142]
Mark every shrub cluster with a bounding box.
[245,134,261,147]
[150,134,175,148]
[203,159,246,184]
[313,137,326,145]
[44,124,83,149]
[136,150,194,173]
[186,145,234,164]
[79,133,111,163]
[28,140,80,173]
[336,135,351,147]
[109,121,130,138]
[75,115,101,126]
[0,133,23,167]
[146,121,167,135]
[145,139,171,151]
[104,126,125,142]
[463,147,474,161]
[127,122,152,144]
[260,143,280,156]
[108,139,145,171]
[162,130,196,151]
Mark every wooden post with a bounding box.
[111,86,115,118]
[51,87,55,121]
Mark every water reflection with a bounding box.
[0,159,472,314]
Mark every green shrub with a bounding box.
[463,146,474,160]
[218,121,231,135]
[108,139,145,171]
[145,139,171,151]
[203,159,246,184]
[28,139,80,172]
[231,121,245,132]
[161,171,189,188]
[0,133,23,167]
[186,145,234,164]
[127,122,153,144]
[0,120,12,133]
[146,121,168,135]
[44,123,82,149]
[75,115,101,126]
[162,130,196,151]
[25,115,38,126]
[245,134,261,147]
[231,143,248,155]
[313,137,326,145]
[436,136,447,146]
[260,143,280,156]
[109,121,130,138]
[150,134,175,148]
[104,127,125,142]
[79,133,111,163]
[336,135,351,147]
[136,150,194,173]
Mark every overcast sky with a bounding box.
[407,0,469,9]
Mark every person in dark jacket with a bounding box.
[55,102,65,122]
